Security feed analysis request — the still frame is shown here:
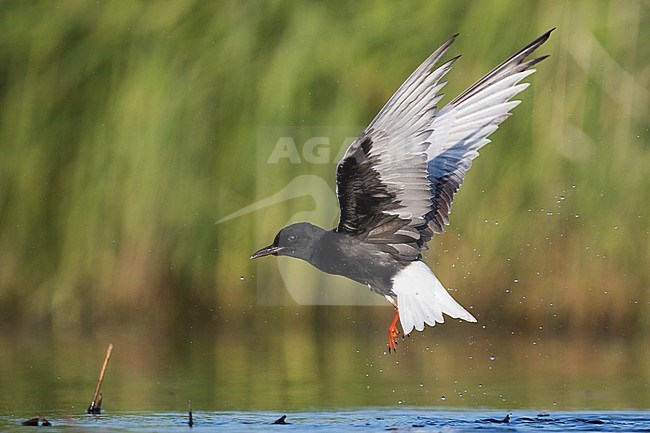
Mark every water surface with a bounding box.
[1,320,648,431]
[2,410,650,432]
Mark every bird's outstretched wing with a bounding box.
[335,29,553,260]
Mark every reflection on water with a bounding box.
[1,307,648,416]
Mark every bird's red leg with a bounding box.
[388,306,400,352]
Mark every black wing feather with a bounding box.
[335,135,424,259]
[334,30,553,260]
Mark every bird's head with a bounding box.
[250,222,326,261]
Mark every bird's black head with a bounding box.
[250,222,326,261]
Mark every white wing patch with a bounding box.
[391,261,476,334]
[426,69,536,162]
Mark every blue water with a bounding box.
[2,410,650,432]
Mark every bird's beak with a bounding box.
[250,245,283,259]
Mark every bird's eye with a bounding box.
[288,234,297,242]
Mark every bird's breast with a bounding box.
[309,236,403,293]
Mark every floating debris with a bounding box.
[480,413,510,423]
[580,418,605,425]
[520,414,555,423]
[272,415,289,424]
[21,416,51,426]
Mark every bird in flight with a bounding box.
[251,29,553,352]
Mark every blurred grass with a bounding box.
[0,0,647,335]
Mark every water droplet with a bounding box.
[489,355,496,361]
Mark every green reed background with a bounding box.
[0,1,647,336]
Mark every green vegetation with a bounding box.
[0,1,647,336]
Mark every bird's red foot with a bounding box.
[388,307,400,353]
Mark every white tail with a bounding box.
[391,261,476,334]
